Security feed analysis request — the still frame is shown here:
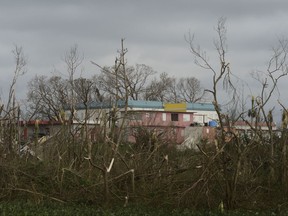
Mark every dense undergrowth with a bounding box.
[0,202,284,216]
[1,127,288,215]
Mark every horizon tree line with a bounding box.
[25,46,209,121]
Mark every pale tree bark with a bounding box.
[73,77,103,161]
[186,17,240,210]
[250,38,288,184]
[1,46,26,154]
[278,104,288,192]
[90,39,136,203]
[186,17,288,209]
[64,44,83,123]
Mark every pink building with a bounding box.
[68,100,217,145]
[127,110,194,143]
[114,100,216,144]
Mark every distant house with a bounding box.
[228,121,277,131]
[180,120,278,150]
[65,100,217,144]
[222,120,278,141]
[19,120,62,142]
[66,100,217,125]
[188,103,218,125]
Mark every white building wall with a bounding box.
[65,104,217,126]
[193,110,218,124]
[65,108,108,125]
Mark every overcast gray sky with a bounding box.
[1,0,288,118]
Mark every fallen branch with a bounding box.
[6,187,65,203]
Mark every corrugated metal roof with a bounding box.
[88,101,111,109]
[187,103,215,111]
[74,100,215,111]
[127,100,163,109]
[125,100,215,111]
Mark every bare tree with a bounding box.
[90,38,132,203]
[166,76,178,103]
[186,17,288,210]
[1,45,27,154]
[6,46,27,111]
[73,77,103,104]
[92,67,121,101]
[144,72,173,102]
[164,76,206,103]
[186,17,240,209]
[177,77,205,102]
[27,45,86,122]
[27,75,68,121]
[249,38,288,183]
[126,64,156,100]
[64,45,83,122]
[144,72,205,103]
[93,63,156,101]
[73,77,104,160]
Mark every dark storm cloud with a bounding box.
[1,0,288,106]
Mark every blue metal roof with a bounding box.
[126,100,163,109]
[88,101,111,109]
[74,100,215,111]
[186,102,215,111]
[125,100,215,111]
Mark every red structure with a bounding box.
[19,120,62,140]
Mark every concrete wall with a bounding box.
[178,126,217,150]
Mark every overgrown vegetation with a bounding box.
[1,201,283,216]
[1,19,288,215]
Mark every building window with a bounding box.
[183,114,190,122]
[162,113,167,121]
[171,113,179,121]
